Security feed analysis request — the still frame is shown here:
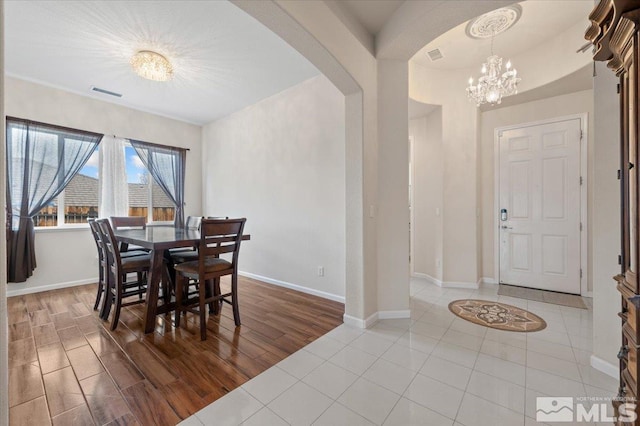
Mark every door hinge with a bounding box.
[619,254,623,265]
[618,83,621,94]
[580,222,583,231]
[579,176,583,185]
[618,169,622,180]
[580,269,583,278]
[579,129,583,140]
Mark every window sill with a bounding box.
[35,225,89,233]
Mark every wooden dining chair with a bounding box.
[110,216,147,252]
[88,219,108,312]
[96,219,151,330]
[174,217,246,340]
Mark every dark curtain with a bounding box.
[129,140,186,227]
[6,117,102,282]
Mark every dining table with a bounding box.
[113,224,250,334]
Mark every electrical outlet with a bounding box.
[318,266,325,277]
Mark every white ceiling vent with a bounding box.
[427,48,444,62]
[90,86,122,98]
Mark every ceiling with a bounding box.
[5,1,596,126]
[4,1,320,125]
[411,1,593,70]
[339,0,404,35]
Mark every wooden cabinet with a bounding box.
[587,1,640,424]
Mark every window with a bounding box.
[124,143,175,223]
[33,141,175,227]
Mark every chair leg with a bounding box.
[212,278,221,315]
[110,294,122,331]
[231,274,241,327]
[137,272,143,299]
[93,280,103,311]
[175,274,184,328]
[206,279,217,314]
[99,271,113,320]
[199,279,207,341]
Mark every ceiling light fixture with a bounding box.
[130,50,173,82]
[465,6,522,106]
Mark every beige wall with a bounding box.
[479,90,594,291]
[592,61,622,368]
[376,60,410,314]
[5,77,202,295]
[1,1,8,423]
[410,108,443,280]
[202,75,346,300]
[410,64,480,285]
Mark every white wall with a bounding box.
[1,1,9,423]
[410,65,480,286]
[202,75,346,300]
[480,90,595,291]
[377,60,410,314]
[410,108,443,281]
[592,61,622,369]
[5,77,203,295]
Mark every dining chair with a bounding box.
[96,219,151,330]
[110,216,147,252]
[169,216,230,313]
[168,215,202,260]
[88,219,108,312]
[174,217,246,340]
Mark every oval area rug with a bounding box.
[448,299,546,332]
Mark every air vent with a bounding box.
[427,48,444,61]
[90,86,122,98]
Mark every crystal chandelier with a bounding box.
[465,6,522,106]
[130,50,173,82]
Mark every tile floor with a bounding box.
[179,279,617,426]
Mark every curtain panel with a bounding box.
[98,136,129,218]
[5,117,102,282]
[129,140,186,227]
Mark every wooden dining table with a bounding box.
[113,224,250,334]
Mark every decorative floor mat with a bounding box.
[448,299,547,332]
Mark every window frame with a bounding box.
[34,142,176,229]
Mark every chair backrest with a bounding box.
[110,216,146,230]
[185,216,202,230]
[96,219,123,278]
[88,219,104,261]
[199,218,246,269]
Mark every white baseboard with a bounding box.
[411,272,431,280]
[442,281,479,289]
[7,278,97,297]
[343,309,410,329]
[590,354,618,379]
[378,310,411,320]
[343,312,378,328]
[421,273,443,287]
[238,271,345,304]
[413,273,479,289]
[480,277,498,285]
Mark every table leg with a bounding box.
[143,249,164,334]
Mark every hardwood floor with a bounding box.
[7,276,344,425]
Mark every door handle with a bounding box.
[501,225,513,230]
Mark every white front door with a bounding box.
[498,118,582,294]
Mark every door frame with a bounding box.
[493,113,589,296]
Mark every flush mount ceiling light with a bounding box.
[465,5,522,106]
[130,50,173,82]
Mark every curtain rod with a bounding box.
[109,135,191,152]
[5,117,191,152]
